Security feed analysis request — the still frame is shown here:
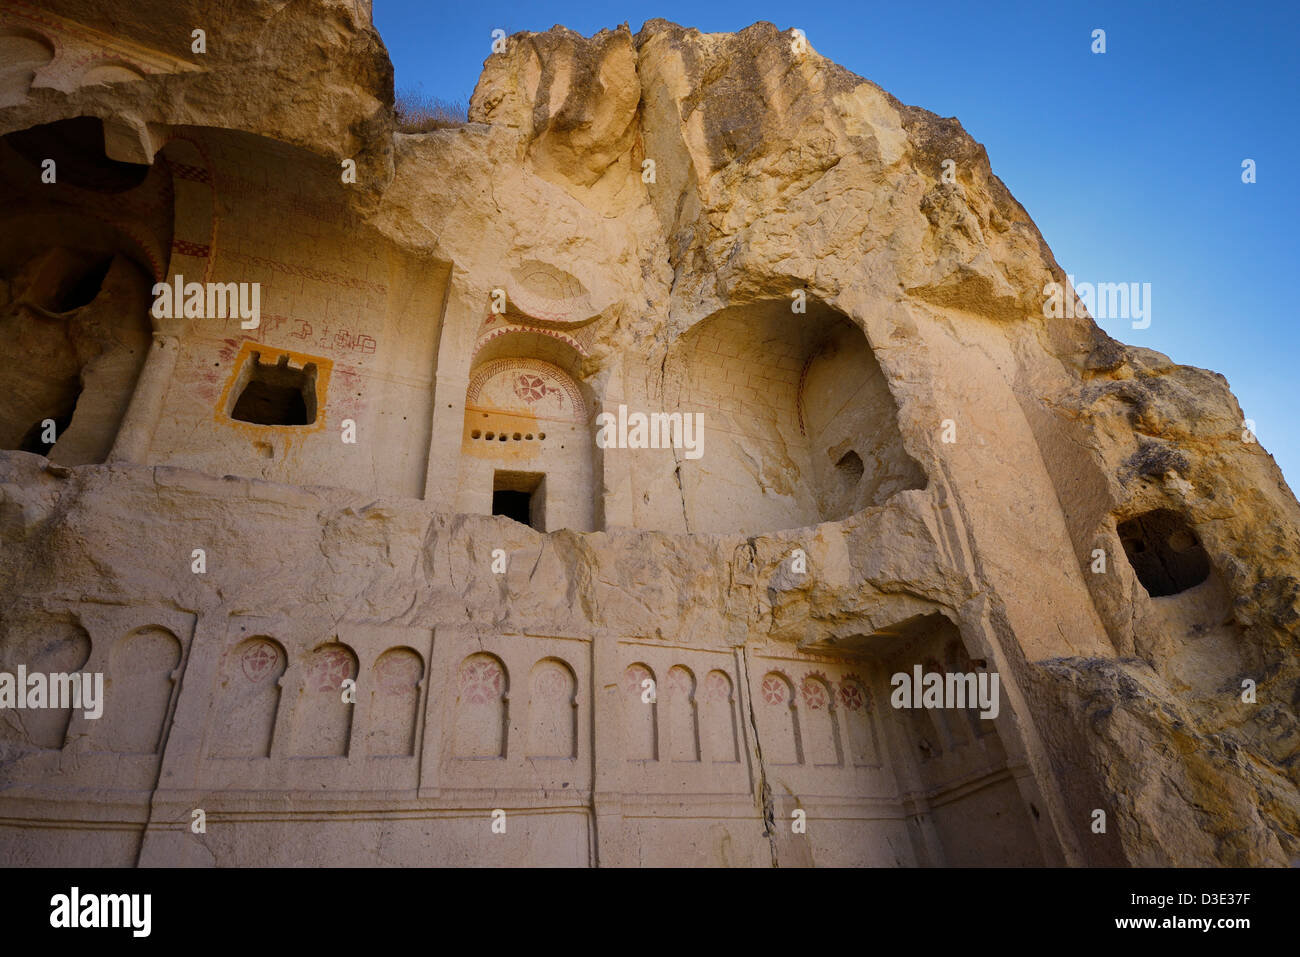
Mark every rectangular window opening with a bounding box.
[230,352,318,426]
[492,470,545,530]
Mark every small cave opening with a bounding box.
[835,449,865,484]
[41,250,114,313]
[14,377,81,455]
[1117,508,1212,597]
[492,470,545,530]
[230,353,317,426]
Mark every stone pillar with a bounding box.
[424,368,470,505]
[107,333,179,464]
[590,632,626,866]
[423,284,479,505]
[598,359,635,529]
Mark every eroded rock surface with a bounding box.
[0,3,1296,867]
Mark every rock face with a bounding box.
[0,2,1297,867]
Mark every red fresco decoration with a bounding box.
[239,640,280,683]
[306,647,353,693]
[801,675,829,711]
[761,674,787,706]
[459,657,504,705]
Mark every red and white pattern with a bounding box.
[513,373,557,404]
[801,676,829,711]
[459,656,504,704]
[761,674,788,706]
[473,324,590,360]
[239,640,279,683]
[465,358,585,422]
[159,134,216,285]
[167,162,213,185]
[306,647,354,693]
[171,238,211,258]
[838,680,869,713]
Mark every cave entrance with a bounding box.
[1117,509,1211,597]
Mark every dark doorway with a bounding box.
[493,490,533,525]
[492,470,545,530]
[232,379,309,425]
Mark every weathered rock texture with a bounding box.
[0,1,1297,867]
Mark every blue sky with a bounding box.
[375,0,1299,489]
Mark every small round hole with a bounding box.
[538,432,546,440]
[485,431,495,440]
[471,430,481,439]
[525,433,533,440]
[513,432,521,440]
[498,434,507,441]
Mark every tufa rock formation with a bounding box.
[0,0,1296,867]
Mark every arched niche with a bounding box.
[0,620,91,750]
[622,663,658,761]
[665,298,925,534]
[290,643,358,758]
[502,261,595,325]
[81,61,146,87]
[0,117,170,464]
[453,653,508,759]
[0,28,54,106]
[799,673,842,767]
[756,671,801,765]
[457,328,596,532]
[837,676,880,768]
[526,657,577,759]
[700,670,739,764]
[96,626,181,754]
[664,665,699,762]
[211,636,286,758]
[368,646,424,757]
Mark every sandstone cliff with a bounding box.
[0,2,1296,866]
